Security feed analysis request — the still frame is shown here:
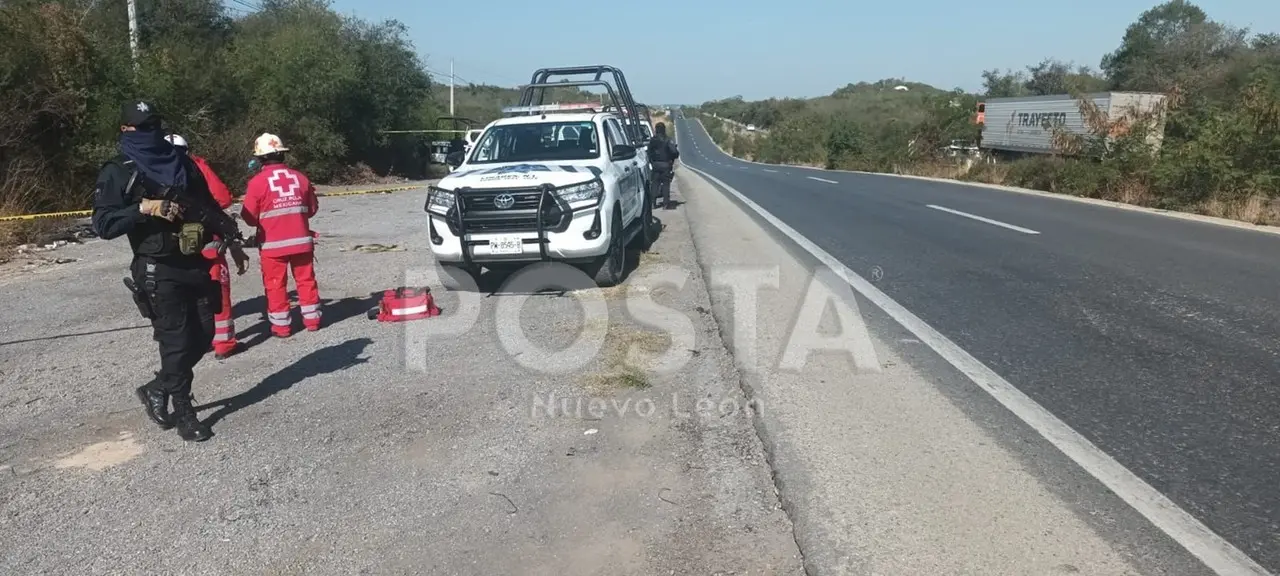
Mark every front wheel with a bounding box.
[630,190,657,251]
[436,262,480,291]
[585,209,625,288]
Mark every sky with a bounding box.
[319,0,1279,105]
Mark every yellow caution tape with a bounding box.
[316,184,426,198]
[0,184,429,223]
[0,209,94,223]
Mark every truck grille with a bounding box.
[460,190,545,211]
[455,187,566,233]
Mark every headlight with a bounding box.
[555,180,603,203]
[425,186,455,215]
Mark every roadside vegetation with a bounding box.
[437,84,596,127]
[3,0,429,220]
[689,1,1280,224]
[0,0,596,243]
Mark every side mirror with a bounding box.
[611,144,637,161]
[446,151,465,167]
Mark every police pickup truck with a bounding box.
[424,103,657,288]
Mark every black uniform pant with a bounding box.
[651,162,674,203]
[132,257,221,397]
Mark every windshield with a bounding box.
[468,121,599,164]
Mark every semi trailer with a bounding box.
[978,92,1168,156]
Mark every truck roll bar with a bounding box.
[518,65,645,146]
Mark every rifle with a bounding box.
[132,166,248,253]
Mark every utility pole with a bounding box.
[449,59,455,116]
[127,0,140,72]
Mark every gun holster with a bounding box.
[124,262,158,320]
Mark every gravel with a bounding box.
[0,178,802,575]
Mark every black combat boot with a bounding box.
[135,376,173,430]
[170,393,213,442]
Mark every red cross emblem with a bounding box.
[268,168,300,198]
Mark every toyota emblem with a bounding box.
[493,193,515,209]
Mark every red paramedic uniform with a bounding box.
[240,162,321,337]
[191,154,239,357]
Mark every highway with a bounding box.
[671,113,1280,574]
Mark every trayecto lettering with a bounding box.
[1015,111,1068,129]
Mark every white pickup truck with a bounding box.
[424,104,657,288]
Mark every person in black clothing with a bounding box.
[92,100,250,443]
[646,122,679,209]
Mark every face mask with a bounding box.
[121,127,165,146]
[247,158,262,173]
[118,127,186,187]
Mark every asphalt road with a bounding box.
[673,113,1280,573]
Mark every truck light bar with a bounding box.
[502,103,598,115]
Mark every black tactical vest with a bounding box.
[111,157,193,261]
[648,136,676,163]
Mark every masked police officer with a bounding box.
[646,122,680,209]
[92,100,250,443]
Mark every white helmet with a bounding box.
[165,134,188,149]
[253,132,289,156]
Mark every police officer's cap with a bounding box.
[121,100,162,128]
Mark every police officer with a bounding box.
[92,100,250,443]
[646,122,680,209]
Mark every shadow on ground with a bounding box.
[444,216,666,296]
[0,325,150,347]
[196,337,373,428]
[231,292,379,351]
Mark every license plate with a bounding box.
[488,236,523,255]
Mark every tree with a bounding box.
[981,69,1029,97]
[1025,59,1109,95]
[1101,0,1247,93]
[0,0,449,223]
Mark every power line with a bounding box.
[424,67,474,87]
[434,58,526,87]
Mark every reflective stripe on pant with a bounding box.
[260,252,321,336]
[210,255,237,353]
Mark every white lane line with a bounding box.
[926,204,1040,235]
[682,163,1272,576]
[763,169,779,173]
[807,176,838,184]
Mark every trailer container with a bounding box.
[979,92,1167,155]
